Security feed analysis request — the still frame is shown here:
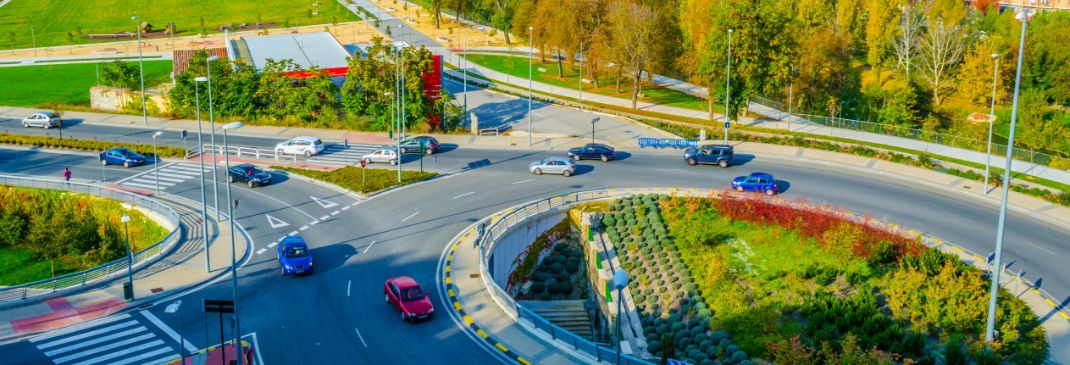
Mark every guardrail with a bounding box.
[476,189,655,365]
[637,138,699,149]
[0,175,181,303]
[202,144,300,162]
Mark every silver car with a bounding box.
[529,156,577,177]
[22,112,62,129]
[362,148,399,166]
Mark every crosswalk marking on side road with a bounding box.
[29,312,181,365]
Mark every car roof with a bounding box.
[702,144,733,149]
[233,163,257,169]
[388,276,419,288]
[290,136,321,142]
[749,172,774,178]
[109,147,133,152]
[281,236,307,247]
[585,143,612,149]
[544,156,572,162]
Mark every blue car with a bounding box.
[683,144,734,168]
[277,236,313,276]
[731,172,779,196]
[99,147,146,168]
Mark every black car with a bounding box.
[227,164,272,188]
[567,143,615,162]
[683,144,734,167]
[399,136,440,155]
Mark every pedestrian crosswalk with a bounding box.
[115,163,213,191]
[305,143,383,167]
[29,313,180,365]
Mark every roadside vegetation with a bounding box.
[0,133,187,158]
[272,166,437,194]
[0,61,172,107]
[0,185,169,285]
[601,194,1047,364]
[0,0,358,49]
[509,219,589,301]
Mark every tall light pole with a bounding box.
[121,215,133,301]
[591,117,600,144]
[206,55,221,219]
[724,28,733,145]
[787,67,797,129]
[152,131,163,195]
[221,121,245,365]
[194,76,212,272]
[398,47,405,183]
[985,8,1031,348]
[30,25,36,57]
[132,16,148,125]
[527,26,534,146]
[983,53,1000,195]
[463,33,468,126]
[613,268,629,365]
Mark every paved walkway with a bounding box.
[0,188,248,342]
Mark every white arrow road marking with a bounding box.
[310,196,339,209]
[266,215,289,229]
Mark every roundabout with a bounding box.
[1,137,1069,364]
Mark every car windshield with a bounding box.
[402,287,426,301]
[284,246,309,258]
[244,167,262,175]
[116,148,133,156]
[47,113,60,118]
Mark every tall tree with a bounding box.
[432,0,444,28]
[604,0,659,109]
[891,5,924,84]
[864,0,901,83]
[955,39,1007,106]
[919,16,968,106]
[488,0,517,44]
[678,0,722,120]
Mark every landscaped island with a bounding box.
[0,185,168,285]
[599,194,1046,364]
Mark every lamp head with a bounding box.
[153,131,163,137]
[121,215,131,223]
[991,53,999,59]
[194,76,209,82]
[207,55,220,62]
[613,268,629,289]
[728,28,734,34]
[222,121,244,130]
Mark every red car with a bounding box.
[384,276,434,322]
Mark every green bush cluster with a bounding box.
[524,239,587,301]
[272,166,437,194]
[0,185,168,285]
[0,133,188,158]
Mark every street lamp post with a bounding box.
[152,131,163,195]
[121,215,133,300]
[399,49,406,183]
[591,117,600,144]
[613,269,629,365]
[463,33,468,126]
[787,67,797,131]
[724,28,733,145]
[194,76,212,273]
[983,53,1000,195]
[528,26,534,146]
[31,25,36,57]
[132,16,148,125]
[221,121,245,365]
[985,9,1031,348]
[206,55,221,219]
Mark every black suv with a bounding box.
[567,143,616,162]
[228,164,273,188]
[683,144,734,168]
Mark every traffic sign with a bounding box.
[360,158,367,168]
[203,299,234,314]
[724,121,730,129]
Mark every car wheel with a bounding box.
[533,168,542,175]
[735,186,744,192]
[766,188,776,196]
[100,159,108,166]
[425,148,434,155]
[686,158,697,166]
[304,150,312,157]
[389,159,397,166]
[719,160,729,168]
[43,123,50,129]
[22,122,29,128]
[123,161,130,168]
[248,180,256,188]
[228,175,235,183]
[363,158,371,165]
[600,155,609,162]
[384,294,390,303]
[562,170,572,177]
[572,155,581,161]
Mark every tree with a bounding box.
[341,38,445,131]
[834,0,865,51]
[956,40,1006,106]
[604,0,659,109]
[432,0,443,28]
[99,60,141,90]
[919,16,968,106]
[678,0,722,120]
[892,6,924,84]
[864,0,900,82]
[488,0,517,44]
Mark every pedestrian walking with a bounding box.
[63,167,72,186]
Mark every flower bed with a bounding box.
[603,193,1047,364]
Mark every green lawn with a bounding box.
[0,247,85,285]
[273,166,437,194]
[0,0,359,49]
[464,54,716,112]
[0,61,172,107]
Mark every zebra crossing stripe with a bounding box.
[53,332,156,363]
[69,340,167,365]
[129,178,176,187]
[30,314,132,343]
[44,326,149,356]
[121,182,161,190]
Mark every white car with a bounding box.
[22,112,62,129]
[275,136,324,157]
[362,148,399,166]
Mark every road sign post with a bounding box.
[203,299,235,365]
[360,158,367,192]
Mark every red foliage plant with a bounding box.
[713,196,925,260]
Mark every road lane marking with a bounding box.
[451,191,475,200]
[43,327,147,357]
[320,215,330,221]
[353,328,368,347]
[311,196,339,209]
[265,215,289,229]
[512,179,534,185]
[364,240,377,254]
[33,319,135,347]
[331,210,340,216]
[347,280,352,297]
[401,211,420,223]
[142,310,198,353]
[289,230,299,236]
[341,206,351,211]
[309,220,319,226]
[299,225,309,231]
[256,249,266,255]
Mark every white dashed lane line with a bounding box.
[451,192,475,200]
[331,210,340,216]
[341,206,351,211]
[512,179,535,185]
[401,211,420,223]
[363,240,377,254]
[320,215,329,221]
[256,249,267,255]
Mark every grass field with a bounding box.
[273,166,437,194]
[0,247,84,285]
[464,54,716,112]
[0,0,359,49]
[0,60,172,107]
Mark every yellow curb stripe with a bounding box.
[454,301,462,311]
[464,315,473,325]
[494,343,509,352]
[448,289,455,297]
[1060,312,1069,320]
[477,329,489,338]
[451,245,458,253]
[518,358,532,365]
[468,228,476,234]
[445,277,452,284]
[1045,298,1057,307]
[447,255,453,261]
[445,266,451,273]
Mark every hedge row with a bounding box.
[0,133,188,158]
[272,166,437,194]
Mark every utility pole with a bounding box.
[983,53,1000,195]
[723,29,733,145]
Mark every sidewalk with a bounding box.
[0,191,248,342]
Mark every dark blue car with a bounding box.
[277,236,313,276]
[567,143,615,162]
[731,172,778,196]
[683,144,734,168]
[99,147,145,168]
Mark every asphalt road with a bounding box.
[2,140,1069,364]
